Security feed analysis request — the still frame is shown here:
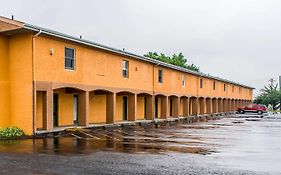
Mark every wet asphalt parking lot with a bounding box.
[0,114,280,175]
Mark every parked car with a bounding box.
[237,104,267,115]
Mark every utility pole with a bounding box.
[279,76,281,110]
[279,76,281,90]
[269,78,276,86]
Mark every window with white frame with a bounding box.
[158,68,163,83]
[65,47,75,70]
[182,75,186,87]
[122,60,129,78]
[200,78,203,88]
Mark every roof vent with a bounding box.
[11,15,14,20]
[80,35,82,39]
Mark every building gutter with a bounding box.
[153,63,160,95]
[32,29,42,135]
[22,23,254,90]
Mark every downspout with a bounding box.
[196,76,200,115]
[153,63,160,95]
[32,30,41,135]
[153,63,160,118]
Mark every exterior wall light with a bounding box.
[50,48,54,55]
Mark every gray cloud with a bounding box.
[1,0,281,96]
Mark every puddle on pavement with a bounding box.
[1,115,280,173]
[245,118,262,121]
[0,120,221,156]
[2,116,280,158]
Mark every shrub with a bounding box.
[0,127,24,138]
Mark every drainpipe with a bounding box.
[34,30,42,37]
[32,29,42,135]
[153,63,160,94]
[153,63,160,118]
[197,76,201,116]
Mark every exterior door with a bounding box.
[73,95,78,125]
[53,94,59,127]
[144,97,147,119]
[122,96,128,120]
[170,98,173,117]
[155,97,158,118]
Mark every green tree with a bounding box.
[187,63,200,72]
[144,52,200,72]
[254,82,281,110]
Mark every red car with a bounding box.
[237,104,267,115]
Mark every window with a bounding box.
[246,104,253,108]
[182,75,186,87]
[158,68,163,83]
[200,79,203,88]
[65,47,75,70]
[213,81,216,90]
[224,84,226,91]
[122,60,129,78]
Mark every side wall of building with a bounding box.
[9,33,33,134]
[0,35,10,127]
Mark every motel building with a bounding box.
[0,16,253,135]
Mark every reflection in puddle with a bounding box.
[0,121,219,155]
[1,116,281,173]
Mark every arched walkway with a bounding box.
[189,97,198,116]
[155,94,168,119]
[36,87,88,131]
[89,89,115,124]
[227,99,231,112]
[180,96,189,117]
[168,95,180,117]
[116,91,136,121]
[238,99,242,108]
[223,98,228,112]
[206,97,212,114]
[199,97,205,115]
[212,98,218,113]
[218,98,223,113]
[231,99,235,111]
[137,93,153,120]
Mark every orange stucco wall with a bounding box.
[33,35,253,101]
[0,30,253,135]
[54,89,75,126]
[89,94,106,124]
[137,96,145,120]
[116,95,123,122]
[9,33,33,135]
[34,36,154,92]
[0,35,10,127]
[179,99,184,116]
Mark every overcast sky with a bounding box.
[1,0,281,97]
